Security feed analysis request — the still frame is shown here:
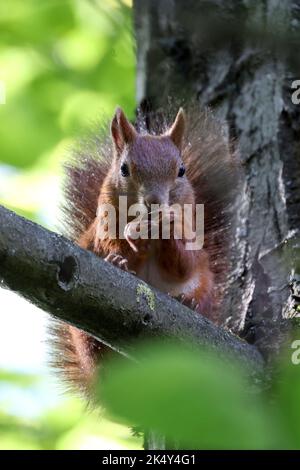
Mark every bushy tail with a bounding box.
[49,123,114,396]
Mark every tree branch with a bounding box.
[0,204,264,375]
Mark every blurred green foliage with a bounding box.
[99,341,300,449]
[0,0,135,222]
[0,370,142,450]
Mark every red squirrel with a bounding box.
[51,105,239,395]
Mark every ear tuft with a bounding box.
[166,107,186,149]
[111,107,137,155]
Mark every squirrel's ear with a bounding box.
[166,107,186,149]
[111,107,137,155]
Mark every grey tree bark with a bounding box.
[134,0,300,358]
[0,205,263,373]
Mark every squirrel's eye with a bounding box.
[120,162,130,177]
[178,164,185,177]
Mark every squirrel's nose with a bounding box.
[144,194,161,209]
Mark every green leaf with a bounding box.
[273,344,300,448]
[0,370,39,387]
[100,342,275,449]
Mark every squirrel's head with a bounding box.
[110,107,194,209]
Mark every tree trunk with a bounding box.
[134,0,300,357]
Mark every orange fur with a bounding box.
[50,104,240,396]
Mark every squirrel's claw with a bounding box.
[124,223,139,252]
[176,294,199,311]
[104,253,136,275]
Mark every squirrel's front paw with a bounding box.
[124,220,151,254]
[104,253,135,274]
[175,294,199,311]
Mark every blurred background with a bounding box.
[0,0,142,449]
